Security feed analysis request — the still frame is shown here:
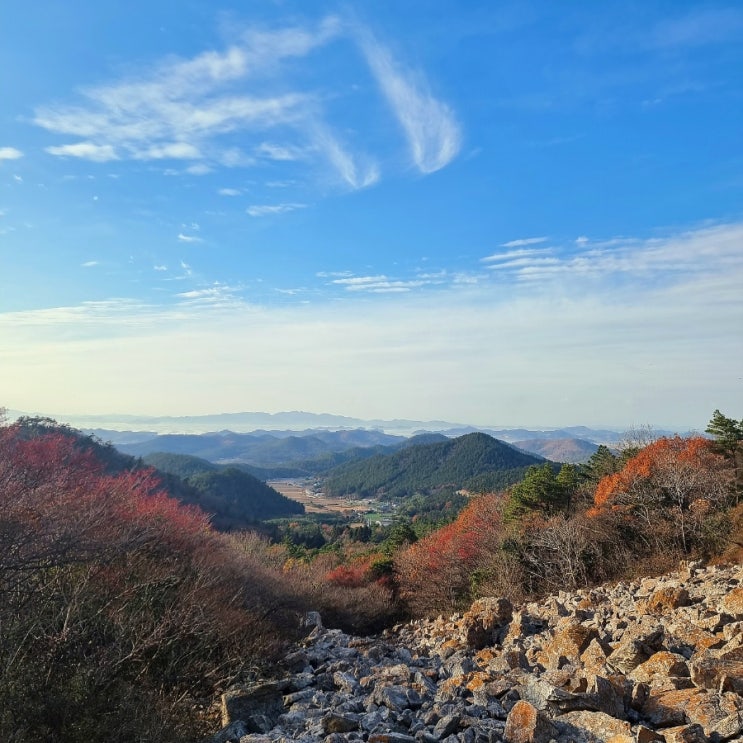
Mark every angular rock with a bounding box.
[504,700,557,743]
[660,724,708,743]
[722,586,743,617]
[690,646,743,693]
[557,709,633,742]
[630,651,690,685]
[462,597,513,649]
[538,620,598,671]
[640,587,691,615]
[220,681,287,727]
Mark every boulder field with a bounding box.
[207,561,743,743]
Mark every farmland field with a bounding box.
[269,480,375,515]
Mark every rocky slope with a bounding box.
[207,561,743,743]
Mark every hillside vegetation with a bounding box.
[323,432,545,498]
[142,451,303,529]
[1,407,741,742]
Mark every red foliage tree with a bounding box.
[394,493,505,615]
[0,420,299,740]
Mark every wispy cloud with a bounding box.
[174,283,246,309]
[246,203,306,217]
[482,247,554,264]
[0,147,23,160]
[33,16,459,190]
[177,233,203,243]
[218,188,241,196]
[45,143,118,162]
[357,31,462,173]
[134,142,202,160]
[310,125,380,189]
[480,223,743,290]
[317,270,354,279]
[331,274,434,293]
[501,236,548,248]
[81,260,99,267]
[256,142,305,161]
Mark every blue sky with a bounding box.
[1,0,741,429]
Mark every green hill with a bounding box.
[142,451,217,478]
[323,431,545,499]
[140,451,304,528]
[186,468,303,529]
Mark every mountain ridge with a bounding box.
[8,408,644,440]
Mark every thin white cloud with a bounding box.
[218,188,241,196]
[81,260,99,267]
[246,203,306,217]
[0,147,23,160]
[186,163,212,175]
[32,17,337,174]
[256,142,305,161]
[175,283,244,308]
[482,247,553,263]
[481,222,743,289]
[154,265,168,271]
[317,270,354,278]
[501,236,548,248]
[45,142,119,162]
[331,274,428,293]
[358,31,462,173]
[311,124,380,189]
[134,142,202,160]
[177,233,203,243]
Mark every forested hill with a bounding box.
[9,418,303,529]
[141,451,303,529]
[323,432,545,499]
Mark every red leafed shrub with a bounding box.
[0,421,301,742]
[394,493,506,615]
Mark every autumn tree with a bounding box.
[590,436,730,554]
[394,493,506,615]
[0,418,303,742]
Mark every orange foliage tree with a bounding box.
[394,493,506,615]
[589,435,730,553]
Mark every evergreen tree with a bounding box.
[706,409,743,499]
[581,445,620,488]
[706,409,743,457]
[555,463,579,512]
[505,462,566,523]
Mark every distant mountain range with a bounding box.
[511,437,601,464]
[9,409,634,441]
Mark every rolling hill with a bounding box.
[114,428,405,468]
[323,432,545,499]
